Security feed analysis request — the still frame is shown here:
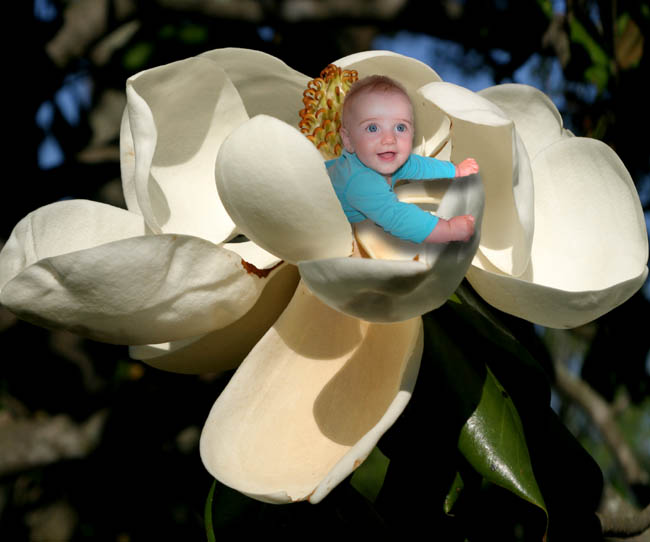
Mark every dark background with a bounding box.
[1,1,648,539]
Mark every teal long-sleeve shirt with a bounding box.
[325,150,456,243]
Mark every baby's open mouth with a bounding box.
[377,152,396,160]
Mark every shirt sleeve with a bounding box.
[346,169,439,244]
[395,154,456,180]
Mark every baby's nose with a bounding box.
[382,131,396,143]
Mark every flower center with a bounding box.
[299,64,358,159]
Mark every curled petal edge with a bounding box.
[467,264,649,329]
[299,173,485,322]
[0,202,273,344]
[216,114,353,264]
[129,264,300,374]
[419,81,534,278]
[125,56,245,244]
[200,282,423,503]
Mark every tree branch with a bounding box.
[554,361,649,488]
[599,490,650,539]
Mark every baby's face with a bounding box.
[340,90,414,178]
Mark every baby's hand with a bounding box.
[455,158,479,177]
[448,215,475,241]
[424,214,475,243]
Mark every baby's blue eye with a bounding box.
[366,124,378,133]
[396,123,407,133]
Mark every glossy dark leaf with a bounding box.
[424,311,548,535]
[457,366,546,514]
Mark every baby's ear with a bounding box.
[340,126,354,152]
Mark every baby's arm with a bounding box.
[396,155,478,181]
[455,158,479,177]
[346,171,439,243]
[424,215,475,243]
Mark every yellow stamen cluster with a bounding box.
[299,64,358,160]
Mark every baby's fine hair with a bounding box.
[341,75,411,126]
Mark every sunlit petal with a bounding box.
[0,201,269,345]
[200,47,310,126]
[420,81,534,278]
[300,173,484,322]
[216,115,353,264]
[479,84,569,160]
[200,282,422,503]
[125,56,248,244]
[119,107,141,217]
[467,137,649,327]
[0,200,144,289]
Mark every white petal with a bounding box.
[222,239,281,270]
[200,48,309,127]
[129,264,299,374]
[0,200,145,289]
[334,50,442,86]
[0,201,269,344]
[299,173,485,322]
[478,84,566,160]
[216,115,353,264]
[200,282,422,503]
[468,137,649,328]
[420,81,535,277]
[335,50,449,157]
[119,107,141,216]
[125,56,248,244]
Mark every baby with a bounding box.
[326,75,478,244]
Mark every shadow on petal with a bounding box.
[314,323,418,446]
[130,264,300,374]
[200,282,422,504]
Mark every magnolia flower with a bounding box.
[0,49,647,505]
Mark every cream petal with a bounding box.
[222,239,281,270]
[200,282,422,503]
[0,200,145,290]
[420,81,535,277]
[467,264,648,329]
[335,50,449,157]
[334,50,442,87]
[299,173,485,322]
[129,264,299,374]
[468,137,649,328]
[478,84,566,160]
[125,56,249,244]
[119,107,141,216]
[200,48,310,126]
[0,201,268,344]
[216,115,353,264]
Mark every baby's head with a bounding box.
[340,75,414,177]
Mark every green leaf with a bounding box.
[423,311,548,536]
[204,480,216,542]
[444,471,464,515]
[203,479,260,533]
[457,366,546,514]
[452,282,553,396]
[350,446,390,503]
